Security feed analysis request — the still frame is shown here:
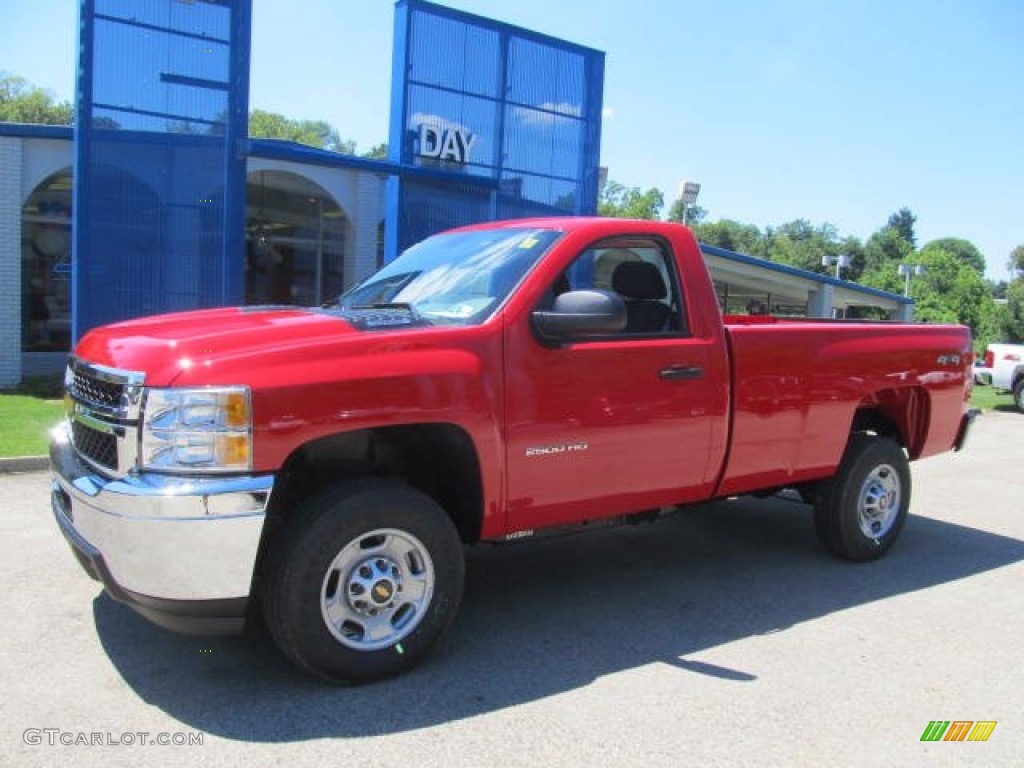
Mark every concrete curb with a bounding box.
[0,456,49,474]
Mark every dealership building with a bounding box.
[0,0,910,388]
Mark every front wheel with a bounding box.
[261,481,465,683]
[814,435,911,562]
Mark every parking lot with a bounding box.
[1,410,1021,767]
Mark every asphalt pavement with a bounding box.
[2,410,1022,767]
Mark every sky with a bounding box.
[1,0,1021,280]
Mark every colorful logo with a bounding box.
[920,721,997,742]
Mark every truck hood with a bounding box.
[75,307,362,385]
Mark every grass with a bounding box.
[969,383,1016,412]
[0,392,64,458]
[0,375,64,458]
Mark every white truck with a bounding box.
[983,342,1024,411]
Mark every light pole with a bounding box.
[677,181,701,226]
[897,263,926,297]
[822,254,851,279]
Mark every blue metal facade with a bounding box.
[69,0,603,340]
[386,0,605,257]
[73,0,250,339]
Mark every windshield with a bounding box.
[337,227,562,325]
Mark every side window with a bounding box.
[549,239,687,336]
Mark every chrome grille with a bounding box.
[65,359,145,476]
[71,420,118,471]
[69,369,124,412]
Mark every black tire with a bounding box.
[795,486,819,505]
[813,435,911,562]
[261,480,465,683]
[1013,378,1024,412]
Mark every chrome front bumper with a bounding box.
[50,422,274,634]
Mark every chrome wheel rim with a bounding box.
[857,463,901,539]
[320,528,434,651]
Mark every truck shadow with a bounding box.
[991,404,1022,415]
[92,495,1024,742]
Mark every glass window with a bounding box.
[547,239,687,336]
[246,171,346,307]
[338,227,561,326]
[21,169,73,352]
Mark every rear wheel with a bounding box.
[814,435,911,562]
[261,480,465,683]
[1013,378,1024,412]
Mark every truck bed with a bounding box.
[717,317,971,497]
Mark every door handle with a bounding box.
[659,365,704,381]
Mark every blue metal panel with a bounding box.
[399,179,491,252]
[385,1,414,269]
[386,0,605,261]
[507,35,586,113]
[0,124,73,139]
[406,84,499,175]
[578,51,605,215]
[503,104,584,179]
[408,9,501,99]
[223,0,251,309]
[72,0,96,343]
[73,0,250,340]
[243,139,499,189]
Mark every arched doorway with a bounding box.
[246,170,347,306]
[21,168,72,352]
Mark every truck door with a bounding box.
[503,237,729,532]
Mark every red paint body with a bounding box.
[75,218,973,541]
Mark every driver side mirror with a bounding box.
[532,289,627,343]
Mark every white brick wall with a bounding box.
[351,173,385,285]
[0,137,23,388]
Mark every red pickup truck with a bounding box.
[51,217,976,682]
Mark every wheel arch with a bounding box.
[263,423,485,545]
[851,386,930,459]
[1012,365,1024,388]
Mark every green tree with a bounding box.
[0,74,72,125]
[666,197,707,225]
[886,207,917,248]
[920,237,986,274]
[762,220,851,275]
[248,108,355,153]
[863,246,994,337]
[598,181,664,220]
[839,236,867,281]
[361,143,388,160]
[690,219,764,255]
[863,226,914,274]
[916,248,992,333]
[975,298,1009,351]
[1009,244,1024,279]
[1002,279,1024,342]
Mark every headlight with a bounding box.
[141,386,252,472]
